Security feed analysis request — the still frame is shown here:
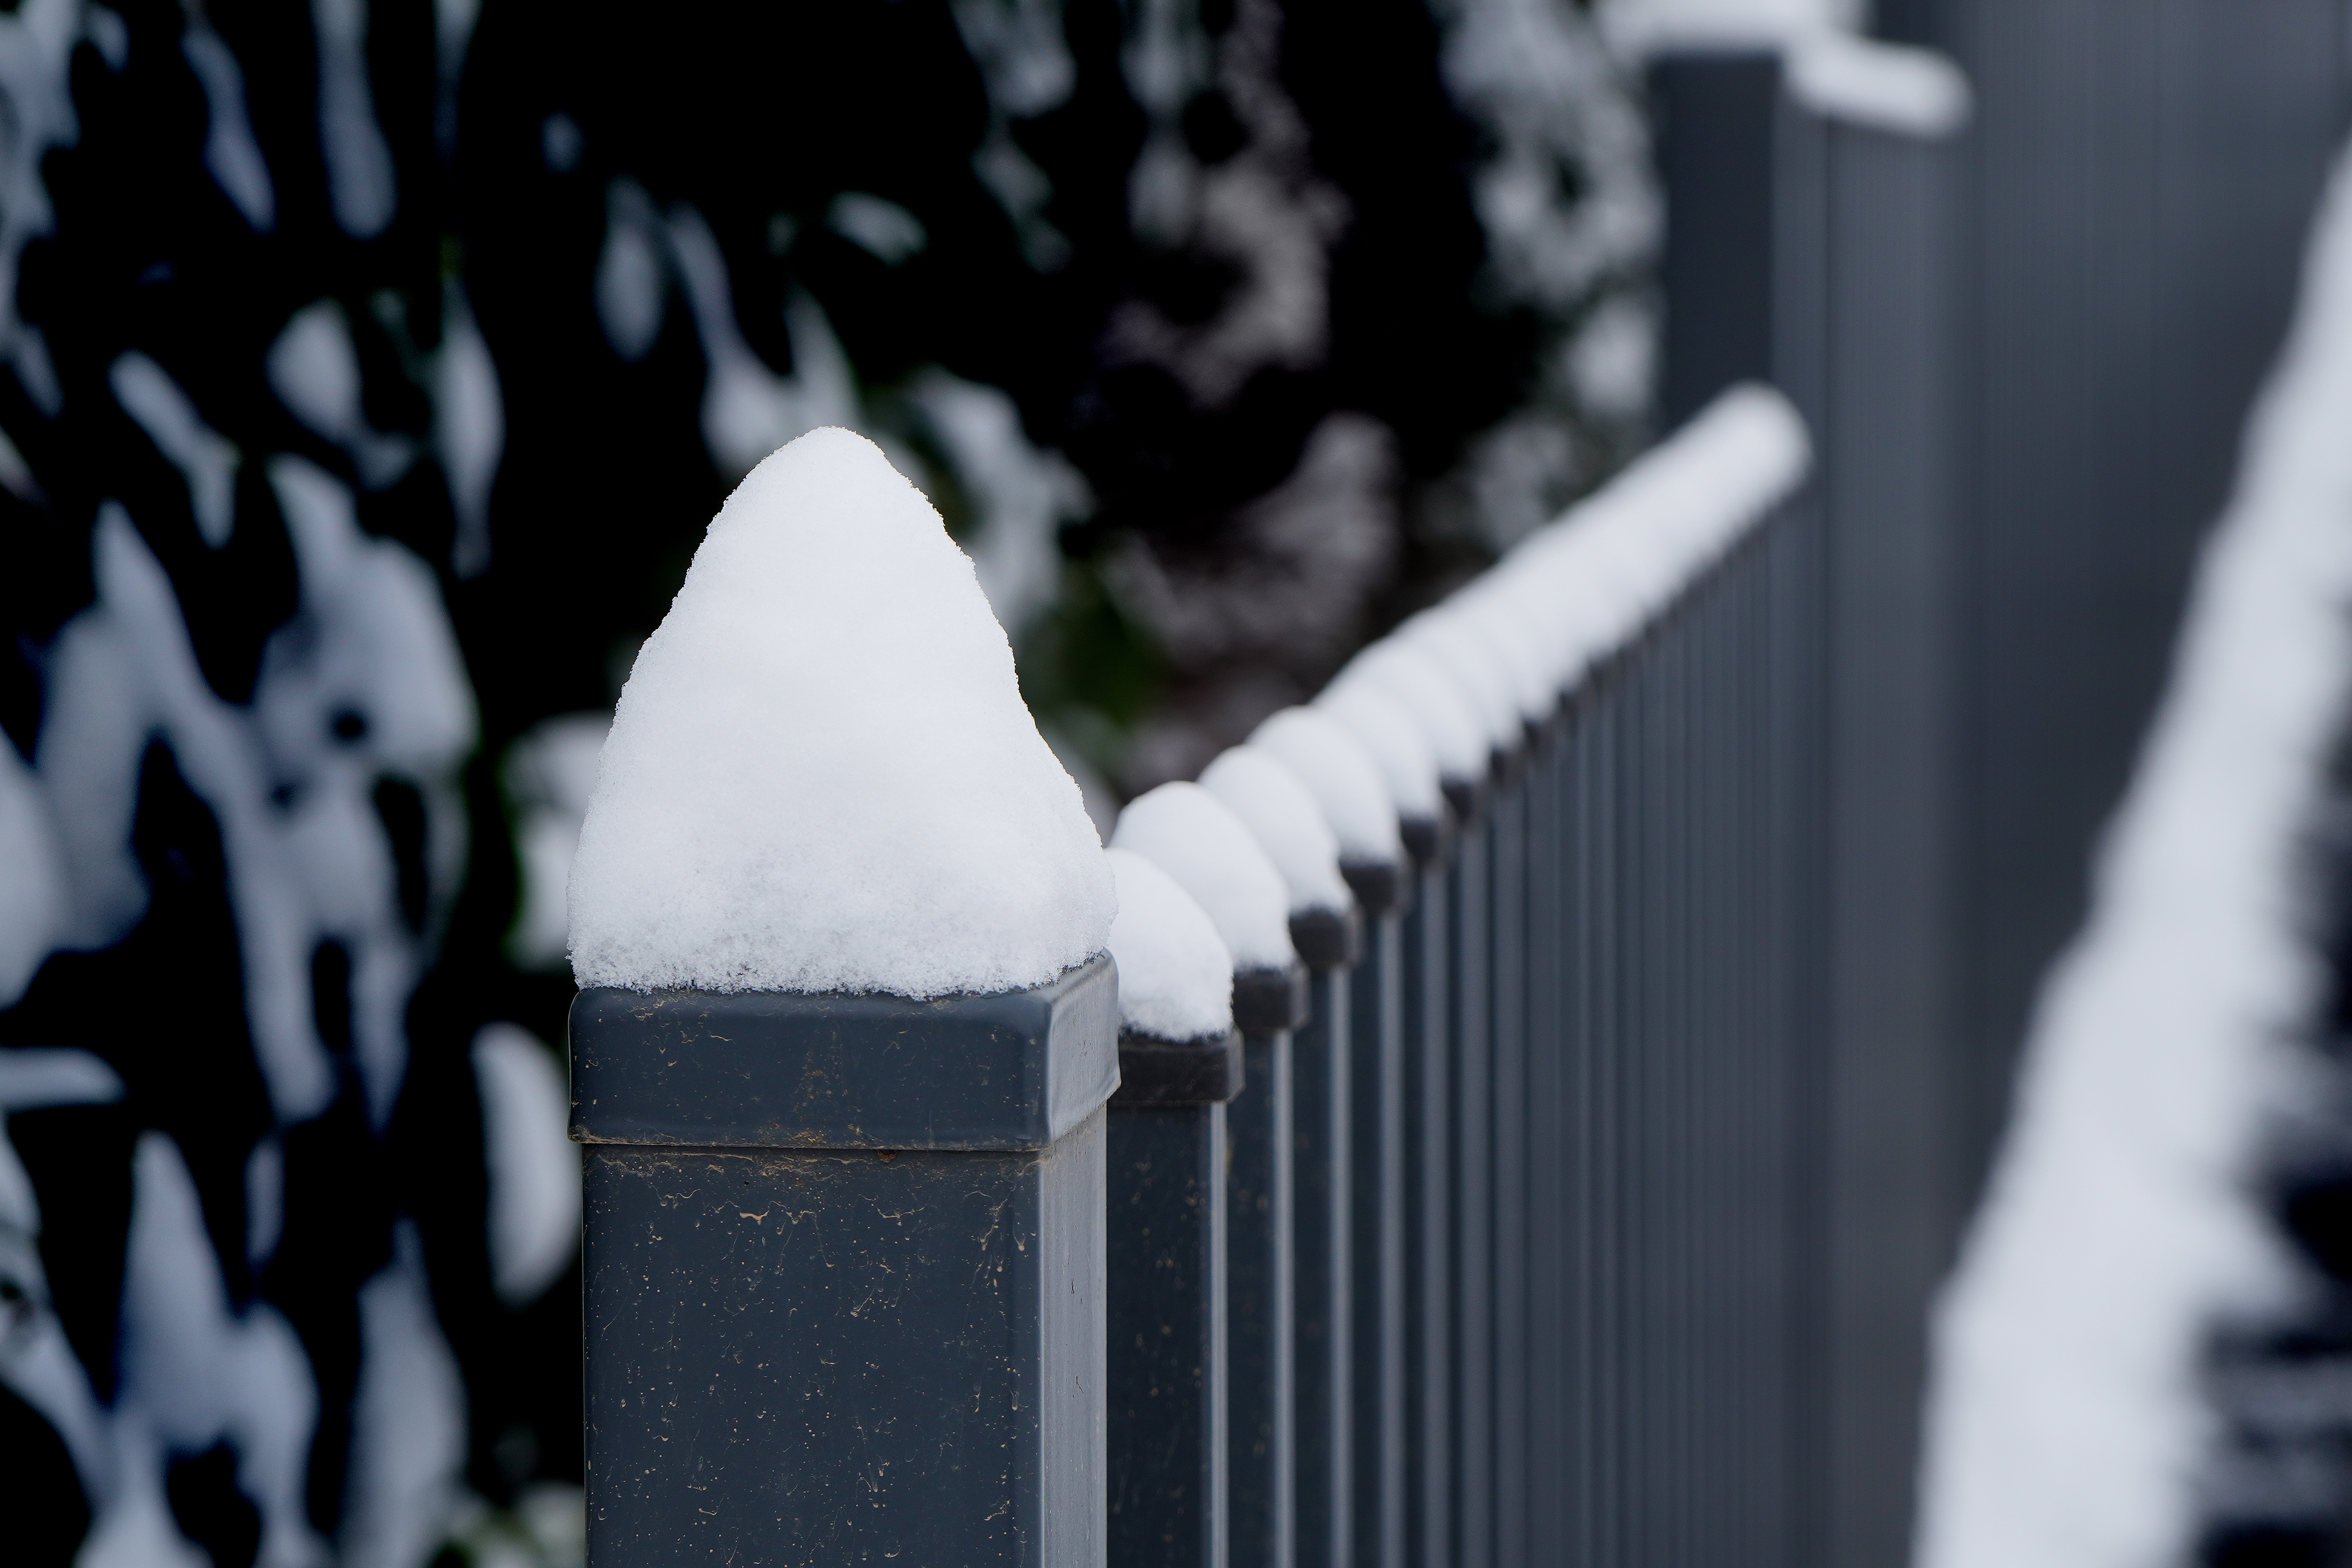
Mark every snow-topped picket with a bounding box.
[569,426,1114,999]
[1247,707,1403,874]
[1313,679,1446,834]
[1111,781,1298,975]
[1200,746,1352,920]
[1104,848,1235,1044]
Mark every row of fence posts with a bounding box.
[566,36,1968,1568]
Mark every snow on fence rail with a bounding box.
[564,380,1810,1568]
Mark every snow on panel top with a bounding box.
[1110,781,1297,973]
[1331,639,1492,786]
[1313,681,1444,826]
[1199,746,1352,917]
[1248,707,1402,869]
[1104,848,1234,1044]
[1784,34,1969,139]
[568,426,1114,998]
[1600,0,1967,138]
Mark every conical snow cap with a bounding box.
[569,427,1114,998]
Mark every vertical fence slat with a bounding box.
[1294,933,1358,1568]
[1492,753,1531,1568]
[1525,717,1566,1568]
[1230,965,1308,1568]
[1350,894,1410,1568]
[1450,804,1494,1568]
[1108,1025,1243,1568]
[1405,844,1453,1568]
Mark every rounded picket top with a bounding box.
[1200,745,1361,971]
[1104,848,1234,1047]
[1313,679,1449,868]
[1111,781,1308,1034]
[568,425,1113,1000]
[1103,848,1244,1105]
[1247,706,1408,914]
[1329,639,1490,821]
[1398,608,1524,759]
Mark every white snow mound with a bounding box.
[1314,679,1444,826]
[1248,707,1402,868]
[1331,640,1492,787]
[1110,782,1297,973]
[1104,849,1234,1043]
[1200,746,1351,915]
[568,426,1113,997]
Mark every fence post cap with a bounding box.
[1111,1029,1245,1106]
[1288,904,1363,972]
[566,951,1118,1151]
[1231,961,1310,1034]
[1339,857,1410,917]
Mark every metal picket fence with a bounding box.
[568,36,1974,1568]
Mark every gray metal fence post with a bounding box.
[1109,1029,1245,1568]
[1231,962,1310,1568]
[1292,906,1365,1568]
[1403,811,1455,1568]
[1347,846,1420,1568]
[1450,789,1494,1568]
[1519,715,1565,1568]
[568,956,1118,1567]
[1490,740,1532,1568]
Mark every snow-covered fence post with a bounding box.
[1101,850,1243,1568]
[1328,640,1493,1564]
[562,430,1120,1568]
[1402,602,1552,1568]
[1402,611,1530,1568]
[1200,744,1363,1568]
[1247,706,1422,1568]
[1112,784,1307,1568]
[1314,682,1455,1568]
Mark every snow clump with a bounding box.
[1328,639,1492,789]
[1247,706,1402,869]
[1110,781,1297,973]
[569,426,1113,998]
[1104,848,1234,1044]
[1199,746,1351,916]
[1314,679,1445,829]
